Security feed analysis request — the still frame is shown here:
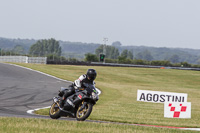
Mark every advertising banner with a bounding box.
[137,90,188,103]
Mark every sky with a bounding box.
[0,0,200,49]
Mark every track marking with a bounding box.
[27,106,51,115]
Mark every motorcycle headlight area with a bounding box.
[91,92,99,101]
[53,97,59,103]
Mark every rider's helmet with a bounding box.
[86,69,97,81]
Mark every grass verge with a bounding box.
[12,63,200,128]
[0,117,195,133]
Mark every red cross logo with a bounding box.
[168,103,187,118]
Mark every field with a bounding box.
[2,63,200,132]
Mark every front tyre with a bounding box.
[49,102,61,119]
[76,102,93,121]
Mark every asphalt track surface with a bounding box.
[0,63,72,118]
[0,63,199,131]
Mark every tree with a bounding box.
[136,50,154,61]
[118,56,126,63]
[143,50,154,61]
[121,49,128,58]
[180,62,191,67]
[29,38,61,56]
[95,45,103,56]
[112,41,122,47]
[85,53,98,62]
[12,45,25,55]
[151,60,171,66]
[135,52,144,60]
[95,45,119,59]
[169,54,180,63]
[127,51,133,59]
[196,58,200,65]
[113,49,120,59]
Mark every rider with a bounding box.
[59,69,97,108]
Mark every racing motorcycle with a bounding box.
[49,83,99,121]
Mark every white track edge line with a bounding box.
[27,106,51,115]
[181,128,200,131]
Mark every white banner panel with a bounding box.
[164,102,191,118]
[137,90,187,103]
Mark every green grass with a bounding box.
[7,63,200,131]
[0,117,195,133]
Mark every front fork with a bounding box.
[53,97,59,103]
[53,97,61,107]
[79,101,87,111]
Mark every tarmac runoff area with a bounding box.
[0,63,199,132]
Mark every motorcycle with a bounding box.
[49,83,99,121]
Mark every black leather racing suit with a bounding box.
[59,74,95,107]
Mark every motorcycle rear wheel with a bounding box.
[76,102,93,121]
[49,102,61,119]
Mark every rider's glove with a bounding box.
[78,87,84,90]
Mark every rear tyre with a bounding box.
[76,102,93,121]
[49,102,61,119]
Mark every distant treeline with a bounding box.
[1,37,200,65]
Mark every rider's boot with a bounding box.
[59,88,74,109]
[59,98,65,108]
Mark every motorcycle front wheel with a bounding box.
[76,102,93,121]
[49,102,61,119]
